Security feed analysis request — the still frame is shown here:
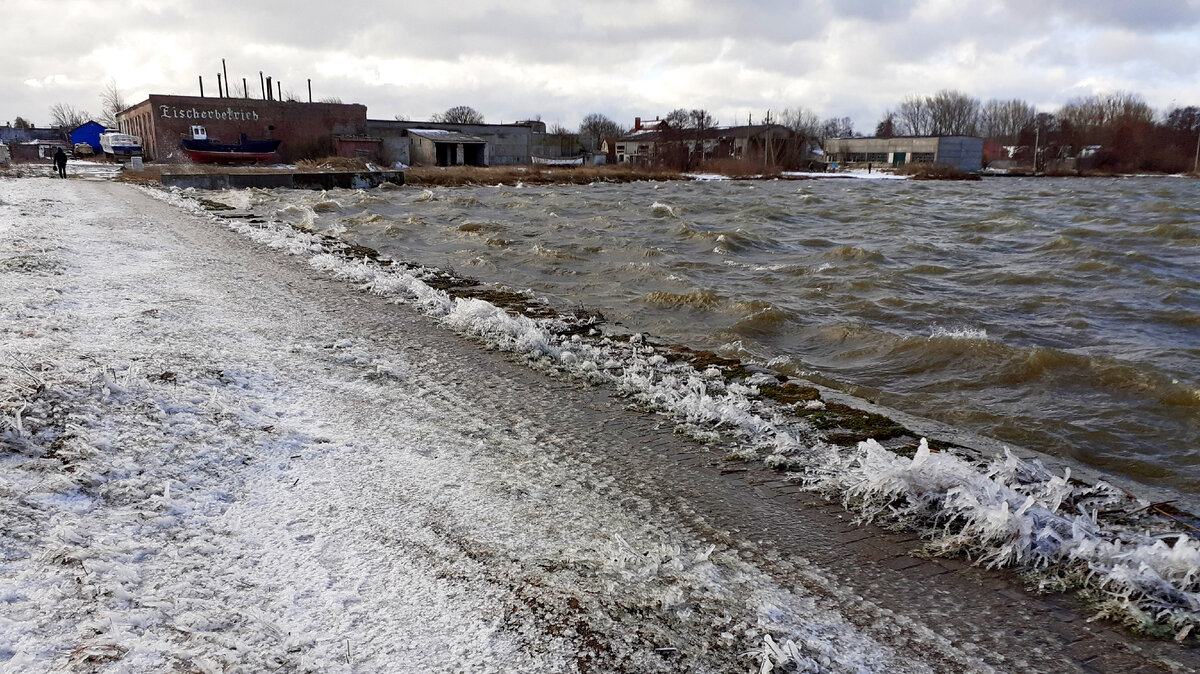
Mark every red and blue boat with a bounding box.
[182,125,281,164]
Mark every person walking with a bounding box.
[52,148,67,178]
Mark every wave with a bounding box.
[641,289,724,309]
[824,245,884,262]
[929,326,988,341]
[311,199,344,213]
[650,202,678,217]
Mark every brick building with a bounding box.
[116,95,367,162]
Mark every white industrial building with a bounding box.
[823,136,984,171]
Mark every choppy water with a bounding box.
[244,176,1200,493]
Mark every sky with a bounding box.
[4,0,1200,132]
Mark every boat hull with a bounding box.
[184,148,280,164]
[182,137,282,164]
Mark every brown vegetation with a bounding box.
[404,164,681,186]
[894,162,981,180]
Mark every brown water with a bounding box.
[246,176,1200,493]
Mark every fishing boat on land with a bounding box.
[181,125,281,164]
[99,131,142,159]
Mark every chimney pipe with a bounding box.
[217,73,223,98]
[277,80,282,101]
[265,76,272,101]
[307,78,312,103]
[243,78,248,98]
[222,58,230,97]
[198,75,204,97]
[259,71,265,99]
[634,117,641,131]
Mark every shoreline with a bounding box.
[174,180,1200,632]
[2,175,1197,670]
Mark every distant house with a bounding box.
[10,139,69,162]
[70,121,107,153]
[614,117,804,169]
[823,136,984,171]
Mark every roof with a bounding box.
[407,129,486,143]
[70,121,105,132]
[615,123,795,143]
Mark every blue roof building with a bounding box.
[70,120,106,152]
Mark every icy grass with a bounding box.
[3,179,962,672]
[148,185,1200,635]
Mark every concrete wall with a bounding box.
[118,95,368,162]
[161,170,404,190]
[409,135,437,166]
[367,120,545,165]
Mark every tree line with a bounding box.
[20,88,1198,173]
[873,89,1198,172]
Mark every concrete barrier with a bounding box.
[162,171,404,190]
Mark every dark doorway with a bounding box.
[464,143,486,166]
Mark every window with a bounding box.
[866,152,888,163]
[912,152,935,163]
[847,152,867,163]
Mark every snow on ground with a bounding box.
[780,170,909,180]
[0,178,997,672]
[180,181,1200,637]
[683,170,908,181]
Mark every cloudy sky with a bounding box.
[4,0,1199,131]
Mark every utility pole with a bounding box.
[1033,125,1041,174]
[1194,127,1199,174]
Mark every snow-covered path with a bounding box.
[0,178,1194,673]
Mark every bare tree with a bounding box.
[50,103,90,129]
[779,107,822,140]
[980,99,1036,144]
[820,116,854,139]
[926,90,980,136]
[663,108,690,128]
[98,79,126,128]
[578,113,623,151]
[688,109,715,130]
[432,106,484,124]
[1058,91,1154,141]
[875,111,896,138]
[896,94,932,136]
[319,96,343,104]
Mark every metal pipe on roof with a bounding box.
[222,59,230,97]
[243,78,248,98]
[198,75,204,97]
[217,74,223,98]
[308,79,312,103]
[260,72,265,99]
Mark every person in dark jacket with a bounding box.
[53,148,67,178]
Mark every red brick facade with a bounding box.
[117,95,367,163]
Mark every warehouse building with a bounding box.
[823,136,984,171]
[116,94,368,162]
[365,119,555,167]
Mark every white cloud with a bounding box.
[1,0,1198,129]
